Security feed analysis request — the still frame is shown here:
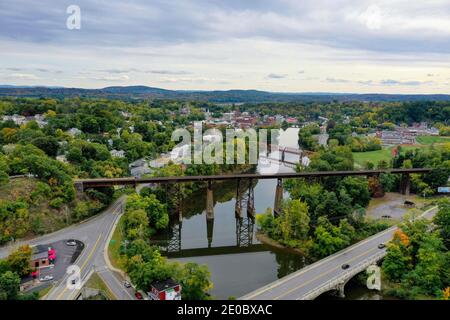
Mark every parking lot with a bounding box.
[34,240,84,283]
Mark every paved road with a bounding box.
[0,196,136,300]
[241,206,438,300]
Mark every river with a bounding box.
[152,128,381,300]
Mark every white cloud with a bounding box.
[359,5,383,30]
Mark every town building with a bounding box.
[129,158,151,178]
[148,279,181,300]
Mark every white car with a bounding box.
[66,240,77,246]
[40,275,54,281]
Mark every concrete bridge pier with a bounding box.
[274,178,283,216]
[206,181,214,220]
[336,281,346,298]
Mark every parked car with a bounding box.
[378,243,386,249]
[123,281,132,288]
[66,240,77,246]
[341,263,350,270]
[135,292,143,300]
[40,275,54,281]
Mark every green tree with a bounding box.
[434,198,450,248]
[278,199,310,243]
[7,245,32,277]
[382,243,411,281]
[0,271,20,300]
[176,262,213,300]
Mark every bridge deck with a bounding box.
[75,168,431,187]
[240,227,396,300]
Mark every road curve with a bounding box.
[0,196,135,300]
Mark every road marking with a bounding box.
[55,233,103,300]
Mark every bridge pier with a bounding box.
[281,148,286,162]
[247,179,255,218]
[74,182,84,195]
[336,282,346,298]
[274,178,283,216]
[206,181,214,220]
[368,173,385,198]
[236,217,255,247]
[400,173,411,196]
[207,218,214,248]
[235,179,243,219]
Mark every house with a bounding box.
[148,279,181,300]
[30,245,55,269]
[30,251,49,269]
[285,117,298,125]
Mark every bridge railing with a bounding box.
[298,250,386,300]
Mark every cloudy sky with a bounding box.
[1,0,450,93]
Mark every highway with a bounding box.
[241,206,438,300]
[0,196,135,300]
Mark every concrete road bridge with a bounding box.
[240,206,438,300]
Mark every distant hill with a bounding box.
[0,85,449,103]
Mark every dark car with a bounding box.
[135,292,143,300]
[378,243,386,249]
[341,263,350,270]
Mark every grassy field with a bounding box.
[84,272,116,300]
[353,147,394,169]
[353,144,434,168]
[416,135,450,145]
[108,215,125,270]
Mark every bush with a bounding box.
[49,197,64,209]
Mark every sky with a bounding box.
[1,0,450,93]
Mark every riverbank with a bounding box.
[255,231,308,256]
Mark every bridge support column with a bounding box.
[335,282,346,299]
[206,181,214,220]
[247,179,255,219]
[400,173,411,196]
[274,178,283,216]
[281,148,286,162]
[206,218,214,248]
[235,179,243,219]
[75,182,84,195]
